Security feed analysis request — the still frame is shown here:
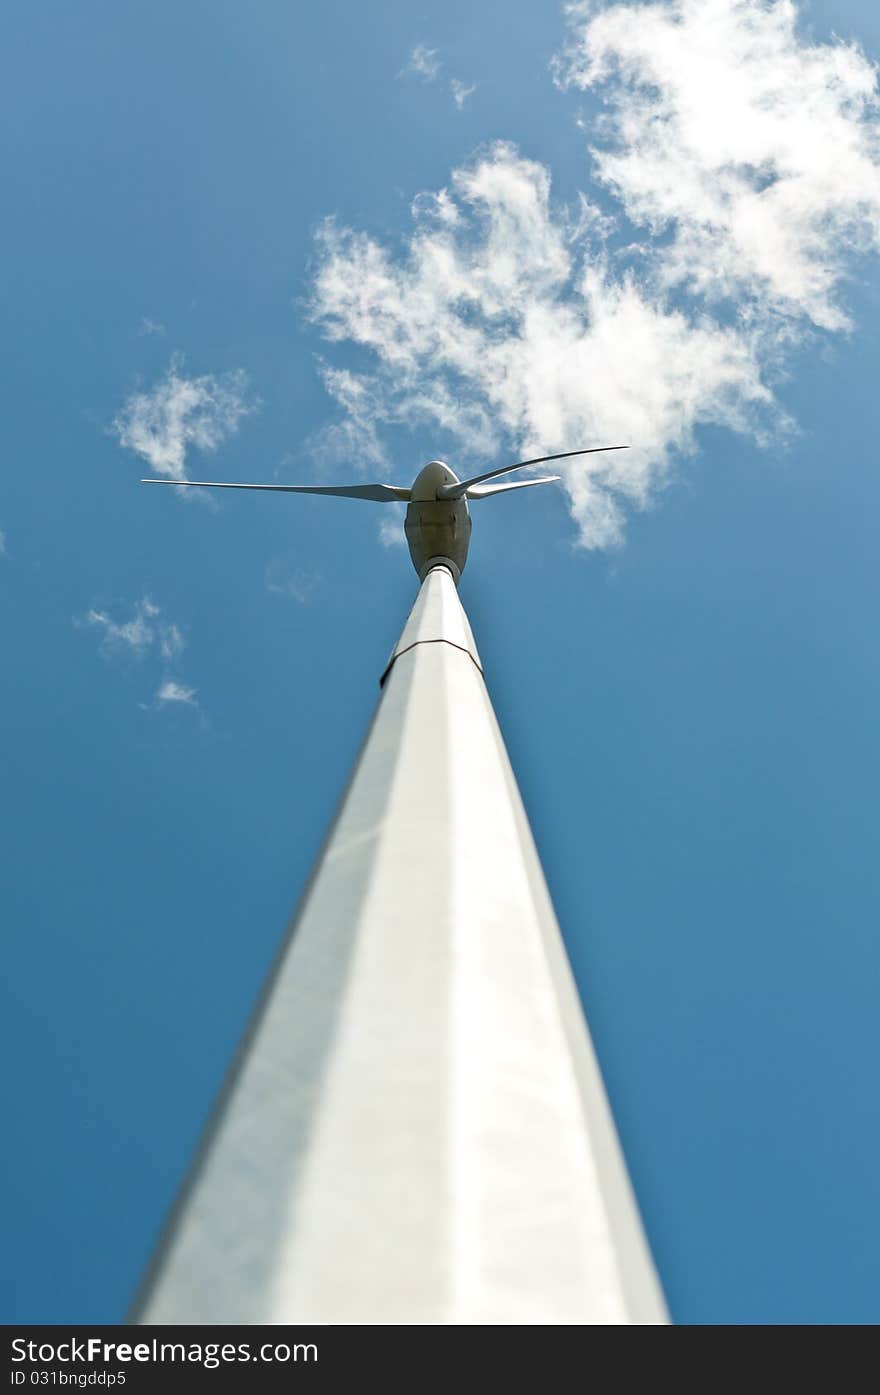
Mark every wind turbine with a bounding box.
[141,445,626,582]
[134,444,669,1325]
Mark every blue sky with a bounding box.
[2,0,879,1324]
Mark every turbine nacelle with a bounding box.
[141,445,629,582]
[406,461,471,583]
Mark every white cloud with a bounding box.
[451,79,476,109]
[555,0,880,331]
[156,679,198,706]
[138,317,166,337]
[309,143,775,548]
[159,622,185,660]
[310,362,387,469]
[83,596,162,656]
[112,354,256,483]
[265,558,319,602]
[378,502,407,548]
[411,188,461,226]
[79,596,198,709]
[402,44,441,82]
[308,2,880,548]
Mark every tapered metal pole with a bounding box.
[135,566,667,1324]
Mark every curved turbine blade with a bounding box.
[437,445,629,500]
[141,480,411,502]
[466,475,560,499]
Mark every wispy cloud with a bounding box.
[555,0,880,331]
[156,679,197,707]
[138,317,166,337]
[159,622,185,660]
[309,143,774,548]
[78,595,198,710]
[399,44,475,112]
[112,353,257,484]
[265,557,319,603]
[378,501,407,548]
[309,1,880,549]
[309,362,387,469]
[83,596,163,656]
[450,79,476,109]
[401,44,441,82]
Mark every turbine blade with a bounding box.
[141,480,411,502]
[437,445,629,500]
[466,475,560,499]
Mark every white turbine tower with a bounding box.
[135,448,668,1325]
